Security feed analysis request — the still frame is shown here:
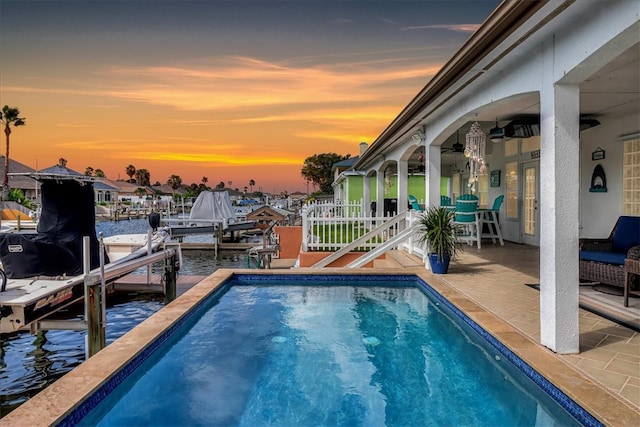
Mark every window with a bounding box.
[477,174,489,208]
[505,138,518,157]
[505,162,518,219]
[623,138,640,215]
[452,173,461,202]
[521,135,540,154]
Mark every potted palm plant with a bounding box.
[416,206,464,274]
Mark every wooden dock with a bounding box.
[179,242,256,250]
[113,273,208,296]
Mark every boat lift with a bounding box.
[0,233,181,357]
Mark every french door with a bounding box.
[521,161,540,245]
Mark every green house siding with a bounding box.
[408,176,425,200]
[441,177,450,198]
[342,174,447,204]
[346,175,363,203]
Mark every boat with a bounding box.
[0,173,176,334]
[162,190,256,237]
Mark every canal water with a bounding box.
[0,218,248,418]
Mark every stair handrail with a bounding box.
[345,223,418,268]
[310,210,408,268]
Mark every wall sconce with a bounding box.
[489,119,504,143]
[411,130,425,146]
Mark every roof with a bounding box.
[104,179,151,194]
[246,206,292,222]
[1,155,39,191]
[151,184,188,196]
[93,180,119,191]
[39,164,85,177]
[332,156,359,169]
[354,1,547,169]
[9,162,98,185]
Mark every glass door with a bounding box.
[521,161,540,245]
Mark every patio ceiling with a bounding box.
[435,41,639,165]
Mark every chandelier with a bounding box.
[464,122,487,192]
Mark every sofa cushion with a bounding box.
[580,250,627,265]
[611,216,640,253]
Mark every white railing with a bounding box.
[402,210,428,261]
[304,200,365,219]
[300,200,431,267]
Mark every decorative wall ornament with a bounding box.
[490,170,501,187]
[589,164,607,192]
[591,147,605,161]
[464,121,487,192]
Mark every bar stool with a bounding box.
[454,194,481,249]
[482,195,504,245]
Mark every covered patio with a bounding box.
[332,0,639,356]
[371,242,640,415]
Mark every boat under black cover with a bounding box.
[0,178,104,278]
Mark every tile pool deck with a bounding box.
[3,243,639,426]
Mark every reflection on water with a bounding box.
[0,219,248,418]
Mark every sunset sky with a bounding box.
[0,0,499,193]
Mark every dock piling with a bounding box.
[85,274,105,357]
[83,236,106,357]
[164,252,177,303]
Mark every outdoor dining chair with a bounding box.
[408,195,423,212]
[440,195,452,207]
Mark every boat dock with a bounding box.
[113,273,208,296]
[180,242,256,250]
[0,247,180,335]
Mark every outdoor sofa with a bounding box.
[579,216,640,302]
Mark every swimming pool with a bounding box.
[53,274,598,426]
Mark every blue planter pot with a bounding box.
[429,253,451,274]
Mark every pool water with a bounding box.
[78,279,582,426]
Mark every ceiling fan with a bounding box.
[441,130,464,153]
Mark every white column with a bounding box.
[398,160,408,213]
[376,170,385,217]
[425,144,442,208]
[363,174,371,215]
[539,83,580,354]
[343,180,349,204]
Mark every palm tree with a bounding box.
[167,175,182,199]
[135,168,151,186]
[94,169,106,178]
[201,176,208,186]
[58,157,67,168]
[249,179,255,193]
[125,164,136,183]
[1,105,26,199]
[141,169,151,186]
[85,166,94,176]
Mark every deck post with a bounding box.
[164,252,177,303]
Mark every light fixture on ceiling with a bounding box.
[453,130,464,152]
[489,118,504,143]
[580,117,601,132]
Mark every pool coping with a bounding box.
[2,268,637,426]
